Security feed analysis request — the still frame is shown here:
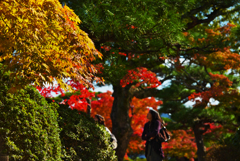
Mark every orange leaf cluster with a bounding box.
[162,130,197,160]
[94,63,104,74]
[188,73,232,102]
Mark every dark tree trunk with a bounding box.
[111,85,133,161]
[86,98,91,116]
[193,124,206,161]
[0,137,9,161]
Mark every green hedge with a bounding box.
[0,65,62,160]
[56,103,117,161]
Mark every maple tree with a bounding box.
[0,0,101,92]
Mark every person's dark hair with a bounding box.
[149,109,163,124]
[95,114,105,126]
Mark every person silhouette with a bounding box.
[142,109,164,161]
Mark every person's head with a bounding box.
[94,114,105,126]
[147,109,162,123]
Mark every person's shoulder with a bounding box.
[144,121,150,127]
[154,120,161,125]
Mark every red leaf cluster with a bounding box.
[36,85,65,98]
[126,24,137,29]
[101,45,111,51]
[94,63,104,74]
[119,52,127,56]
[91,91,114,129]
[203,123,223,135]
[120,67,161,88]
[36,80,95,111]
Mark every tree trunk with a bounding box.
[86,98,91,116]
[193,124,205,161]
[0,137,9,161]
[111,85,133,161]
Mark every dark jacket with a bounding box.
[142,120,164,158]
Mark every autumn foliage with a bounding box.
[162,130,197,160]
[36,80,95,111]
[0,0,101,91]
[91,91,114,129]
[184,24,239,104]
[120,67,161,88]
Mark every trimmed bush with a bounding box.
[0,65,62,161]
[56,103,117,161]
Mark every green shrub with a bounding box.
[0,65,62,161]
[56,103,117,161]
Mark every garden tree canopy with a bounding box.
[0,64,62,160]
[157,24,240,161]
[60,0,240,160]
[0,0,101,92]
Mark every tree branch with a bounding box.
[181,0,238,31]
[184,9,221,31]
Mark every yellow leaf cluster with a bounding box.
[0,0,102,91]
